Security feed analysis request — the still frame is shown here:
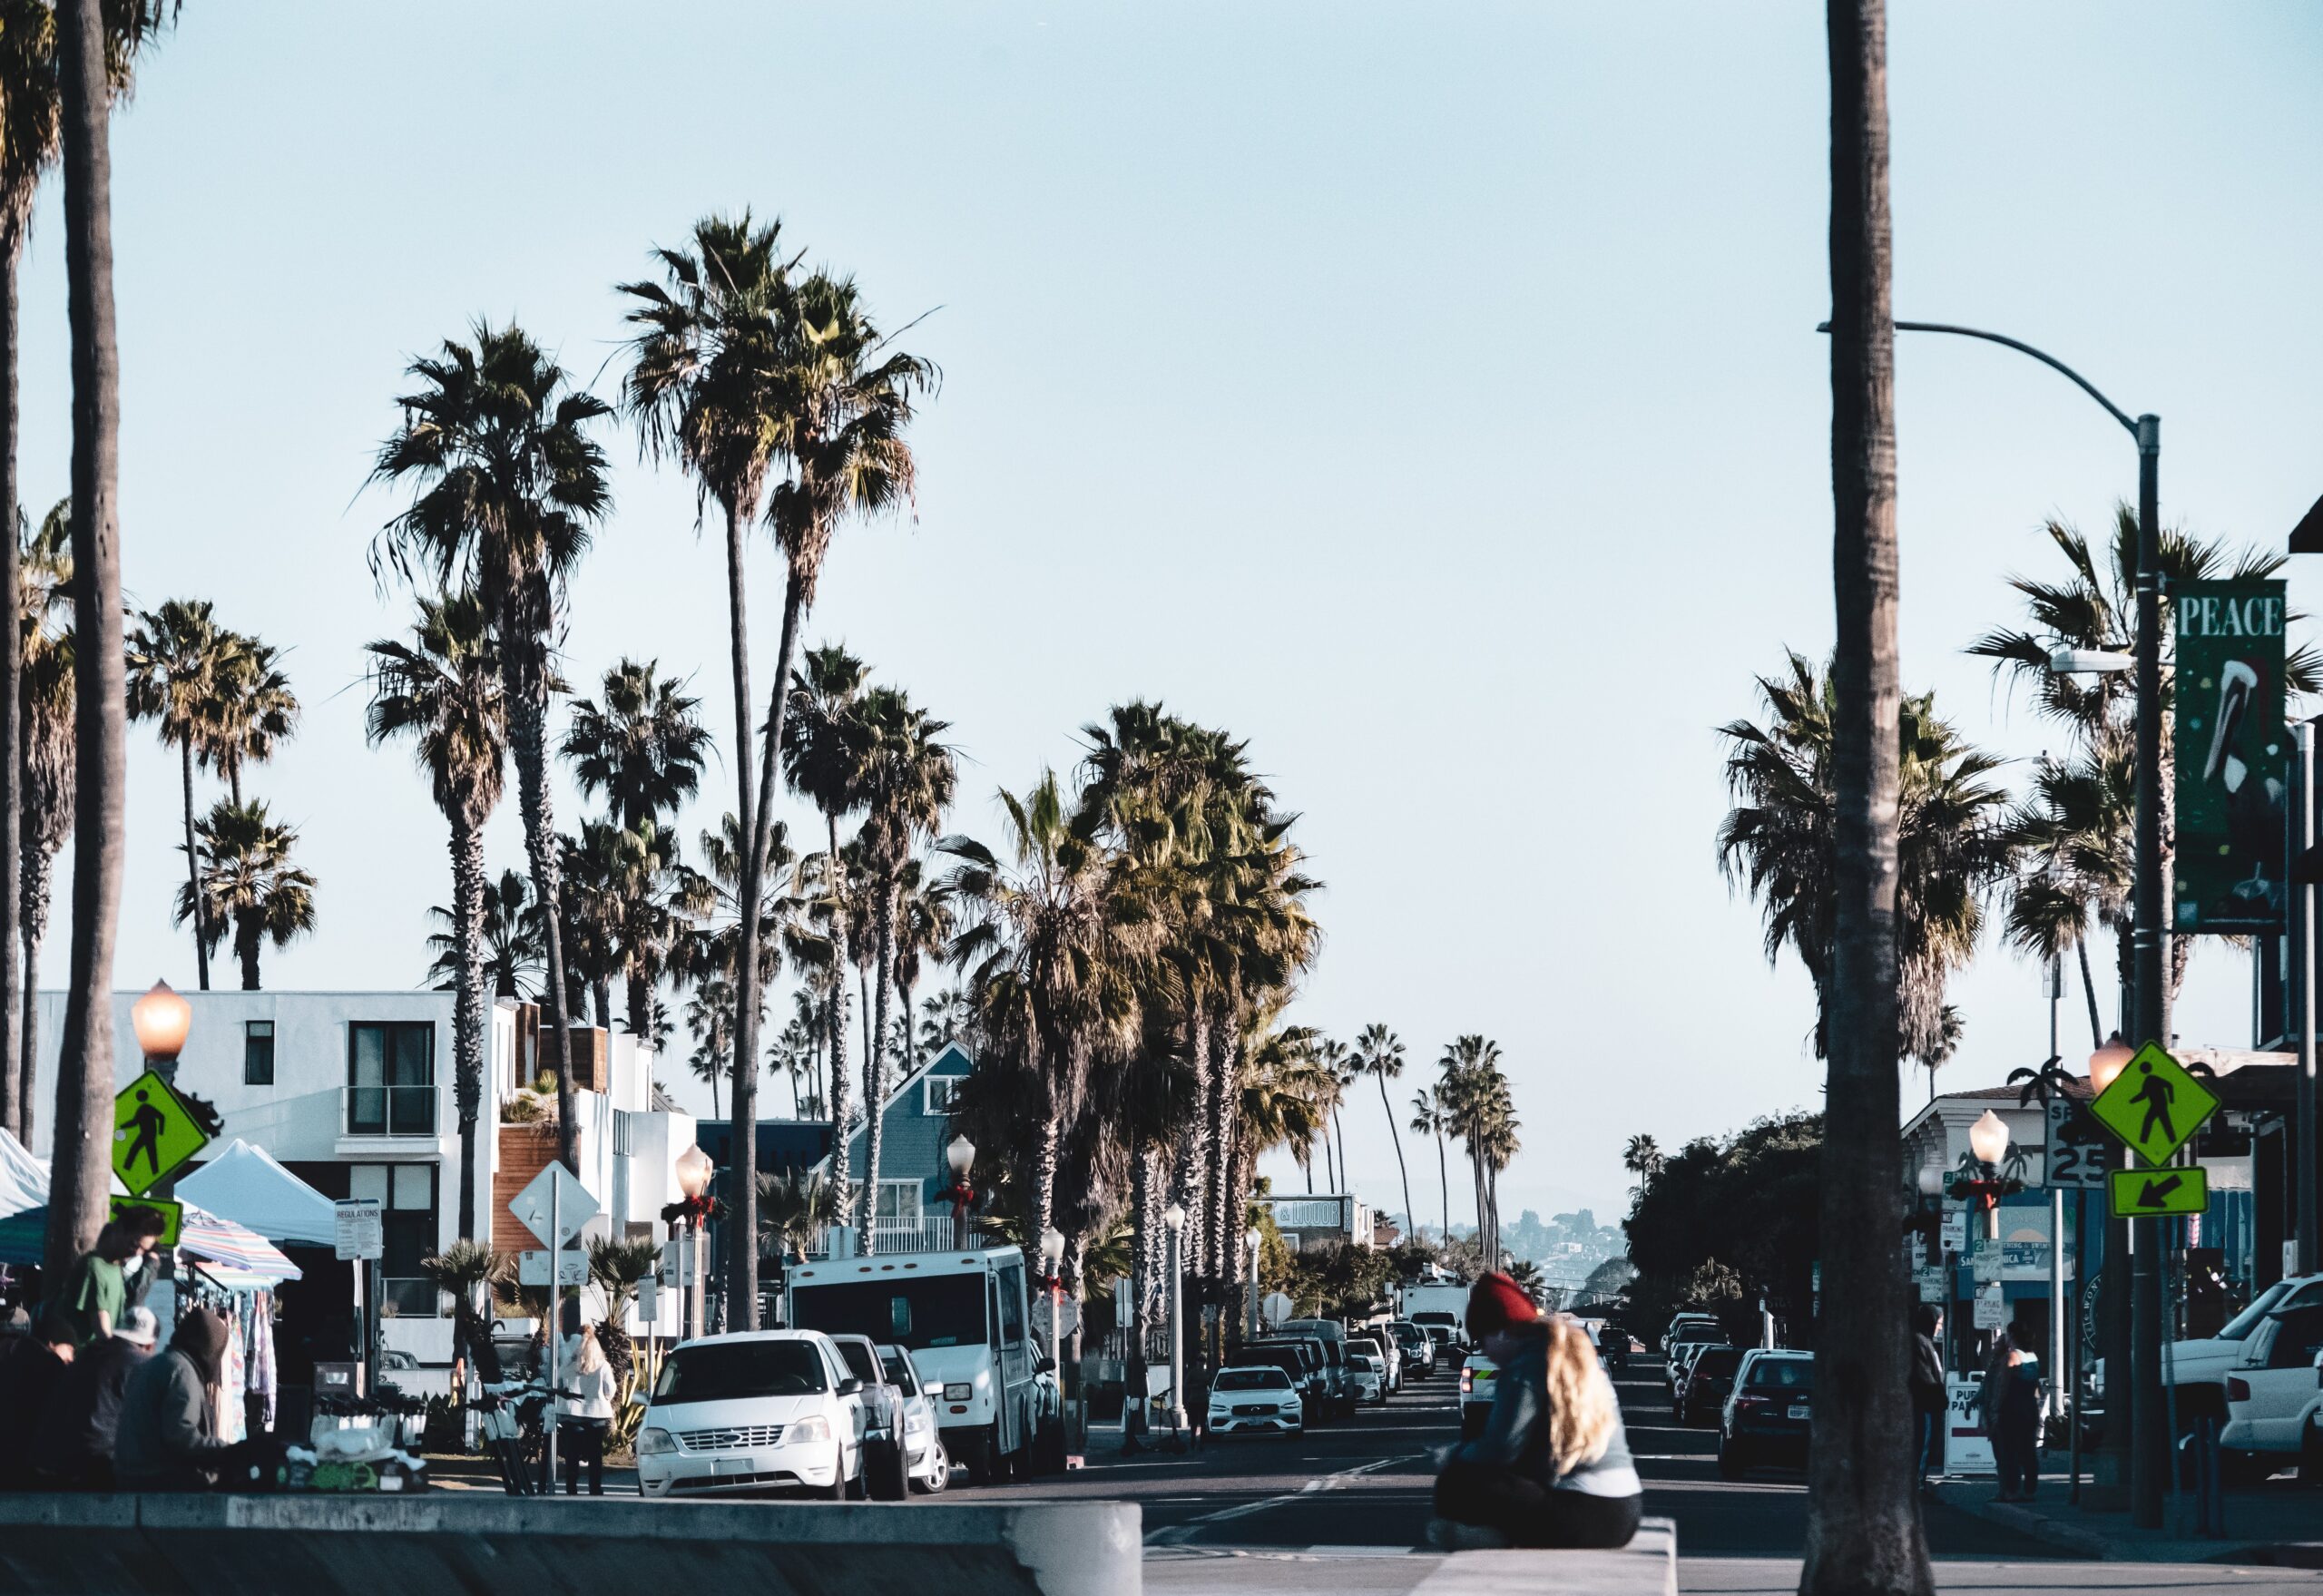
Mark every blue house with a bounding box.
[821,1042,975,1249]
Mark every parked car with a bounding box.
[2220,1300,2323,1479]
[1348,1351,1387,1405]
[1597,1323,1636,1372]
[1459,1351,1497,1440]
[1350,1329,1400,1393]
[1665,1326,1727,1395]
[880,1344,950,1493]
[828,1333,911,1499]
[635,1330,867,1498]
[1390,1320,1436,1378]
[1676,1345,1744,1426]
[1719,1348,1813,1478]
[1423,1325,1459,1366]
[1411,1309,1465,1354]
[2169,1272,2323,1446]
[1279,1319,1357,1418]
[1249,1338,1332,1416]
[1207,1365,1305,1435]
[1663,1313,1720,1353]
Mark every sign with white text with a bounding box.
[2173,579,2287,934]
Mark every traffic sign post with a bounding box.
[2088,1042,2220,1167]
[2107,1166,2210,1220]
[2043,1098,2111,1190]
[111,1069,210,1197]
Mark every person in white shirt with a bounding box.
[558,1324,618,1495]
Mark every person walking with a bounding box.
[56,1212,167,1350]
[0,1313,76,1488]
[115,1307,234,1490]
[34,1306,158,1487]
[559,1323,617,1495]
[1977,1319,2044,1502]
[1910,1305,1947,1493]
[1428,1273,1643,1550]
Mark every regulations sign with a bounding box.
[111,1070,210,1197]
[334,1199,383,1262]
[2108,1166,2210,1219]
[2173,579,2287,935]
[2090,1042,2220,1167]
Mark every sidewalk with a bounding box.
[1933,1472,2323,1565]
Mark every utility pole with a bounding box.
[2128,414,2168,1530]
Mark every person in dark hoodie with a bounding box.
[35,1305,158,1487]
[0,1311,75,1489]
[1910,1305,1947,1493]
[115,1306,233,1490]
[1427,1272,1644,1550]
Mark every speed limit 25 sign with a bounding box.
[2044,1098,2110,1190]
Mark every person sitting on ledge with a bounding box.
[1427,1273,1643,1551]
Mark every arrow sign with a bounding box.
[2107,1164,2209,1219]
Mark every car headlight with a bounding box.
[944,1383,973,1401]
[637,1427,676,1456]
[906,1410,932,1437]
[788,1415,832,1444]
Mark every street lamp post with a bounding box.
[1163,1202,1188,1443]
[1245,1227,1262,1342]
[675,1143,713,1342]
[946,1136,977,1248]
[131,981,192,1081]
[1831,315,2169,1527]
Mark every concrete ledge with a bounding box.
[0,1493,1141,1596]
[1412,1515,1675,1596]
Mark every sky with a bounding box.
[16,4,2323,1229]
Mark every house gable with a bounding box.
[827,1043,973,1208]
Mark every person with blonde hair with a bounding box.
[557,1321,618,1495]
[1426,1273,1643,1549]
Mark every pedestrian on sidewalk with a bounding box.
[34,1306,158,1488]
[1910,1305,1946,1493]
[0,1312,76,1489]
[1978,1317,2043,1502]
[558,1324,616,1495]
[1427,1273,1643,1550]
[115,1306,234,1491]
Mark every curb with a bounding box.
[1941,1494,2118,1560]
[1936,1486,2320,1568]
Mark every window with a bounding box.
[349,1162,439,1317]
[652,1338,829,1402]
[347,1022,436,1136]
[243,1021,275,1086]
[997,1260,1026,1349]
[924,1076,959,1113]
[875,1181,924,1226]
[789,1276,987,1352]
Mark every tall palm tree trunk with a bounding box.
[509,692,577,1173]
[45,0,126,1287]
[451,813,486,1241]
[1804,4,1931,1591]
[0,230,21,1142]
[1205,1013,1238,1297]
[1171,1010,1211,1284]
[2075,941,2102,1049]
[1377,1075,1415,1244]
[822,812,854,1218]
[234,914,260,990]
[1435,1128,1449,1244]
[179,739,207,989]
[19,839,53,1150]
[1124,1134,1152,1441]
[625,971,649,1042]
[858,885,897,1249]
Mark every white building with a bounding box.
[1252,1192,1375,1252]
[25,988,694,1381]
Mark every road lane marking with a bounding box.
[1142,1455,1414,1546]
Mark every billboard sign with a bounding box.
[2173,580,2287,935]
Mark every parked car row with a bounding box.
[1207,1316,1449,1440]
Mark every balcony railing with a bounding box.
[343,1084,439,1138]
[800,1217,983,1258]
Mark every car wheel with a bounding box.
[1718,1441,1750,1480]
[2301,1420,2323,1486]
[960,1426,995,1486]
[866,1436,909,1501]
[818,1455,848,1500]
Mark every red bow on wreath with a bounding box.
[662,1193,720,1225]
[942,1180,977,1220]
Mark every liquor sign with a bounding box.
[2173,579,2287,935]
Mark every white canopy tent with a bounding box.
[173,1139,337,1248]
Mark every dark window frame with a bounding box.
[346,1021,437,1136]
[243,1021,276,1086]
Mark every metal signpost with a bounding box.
[513,1163,600,1489]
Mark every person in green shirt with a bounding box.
[59,1211,166,1349]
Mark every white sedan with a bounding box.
[2221,1301,2323,1476]
[636,1330,867,1498]
[1348,1352,1387,1405]
[1207,1365,1305,1434]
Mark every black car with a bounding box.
[1247,1339,1331,1417]
[1677,1345,1744,1425]
[1719,1349,1813,1477]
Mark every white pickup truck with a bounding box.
[2165,1273,2323,1419]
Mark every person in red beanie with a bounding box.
[1425,1273,1642,1550]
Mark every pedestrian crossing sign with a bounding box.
[110,1069,210,1197]
[2088,1042,2218,1167]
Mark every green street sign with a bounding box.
[2173,578,2288,935]
[109,1195,182,1248]
[110,1069,210,1197]
[2089,1042,2219,1167]
[2107,1165,2209,1219]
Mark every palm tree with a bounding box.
[685,975,735,1118]
[850,684,956,1247]
[781,643,870,1206]
[889,857,952,1070]
[1351,1024,1415,1239]
[426,867,543,1000]
[1409,1087,1450,1244]
[45,0,175,1282]
[206,634,296,805]
[563,657,709,833]
[586,1235,659,1379]
[419,1239,510,1390]
[372,321,613,1175]
[917,984,970,1062]
[1622,1133,1665,1188]
[123,598,240,989]
[1437,1035,1507,1257]
[366,592,505,1240]
[756,1170,841,1265]
[1810,6,1930,1583]
[10,497,67,1146]
[1718,652,2014,1068]
[173,798,317,991]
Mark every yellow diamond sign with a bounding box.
[111,1069,210,1197]
[2088,1041,2219,1168]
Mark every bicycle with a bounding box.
[473,1378,559,1496]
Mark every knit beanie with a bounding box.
[1466,1271,1541,1339]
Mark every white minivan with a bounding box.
[635,1329,867,1498]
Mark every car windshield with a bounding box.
[878,1349,920,1395]
[1350,1355,1377,1371]
[1747,1357,1814,1391]
[2216,1279,2296,1341]
[790,1275,987,1351]
[653,1338,828,1403]
[1694,1348,1744,1377]
[834,1339,883,1385]
[1216,1367,1291,1391]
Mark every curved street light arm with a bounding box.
[1816,318,2139,436]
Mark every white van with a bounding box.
[634,1329,867,1498]
[785,1245,1043,1484]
